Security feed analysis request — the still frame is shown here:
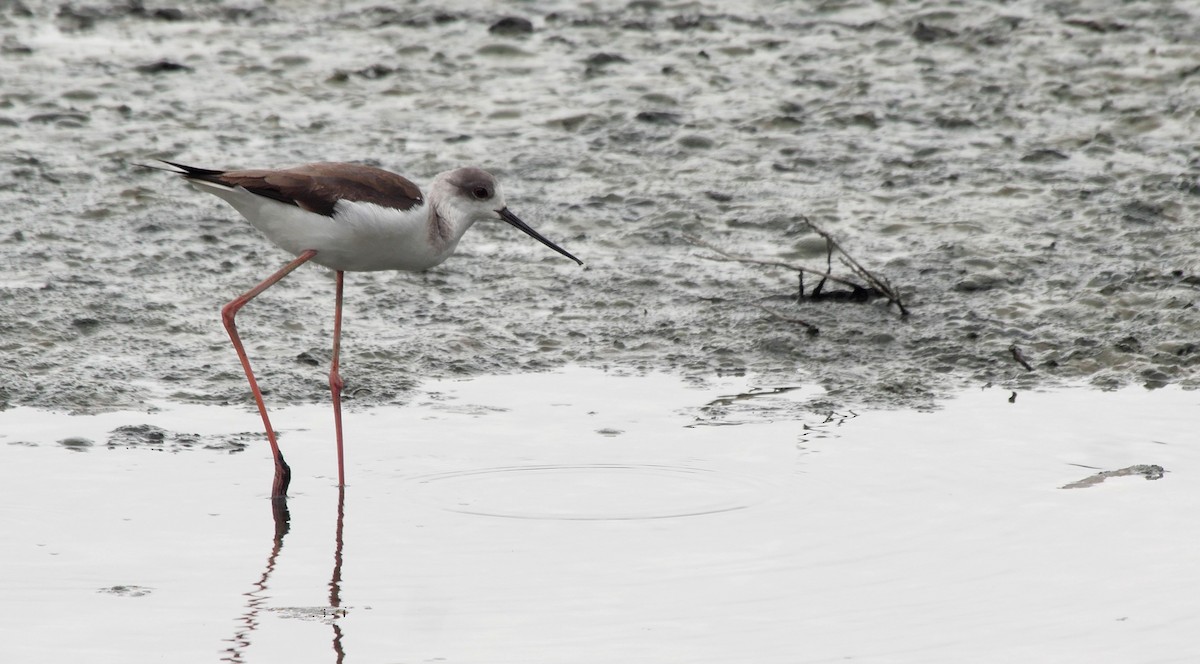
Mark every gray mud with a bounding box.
[1,0,1198,416]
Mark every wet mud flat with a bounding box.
[2,370,1197,662]
[0,0,1197,417]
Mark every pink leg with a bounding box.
[329,271,346,488]
[222,249,318,498]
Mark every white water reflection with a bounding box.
[1,369,1197,662]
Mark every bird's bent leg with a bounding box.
[329,270,346,488]
[222,249,318,498]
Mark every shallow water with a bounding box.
[3,369,1197,662]
[1,0,1198,416]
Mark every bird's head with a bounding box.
[432,168,583,266]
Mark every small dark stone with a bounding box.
[935,116,976,129]
[489,16,533,35]
[28,112,89,125]
[779,102,803,115]
[296,350,324,366]
[1020,148,1069,163]
[59,437,94,450]
[848,112,878,129]
[585,52,629,68]
[635,111,681,125]
[677,134,713,149]
[135,60,192,74]
[151,8,185,21]
[584,52,629,77]
[913,22,957,43]
[1063,18,1126,33]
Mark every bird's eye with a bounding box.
[472,187,491,200]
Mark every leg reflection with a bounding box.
[221,497,291,663]
[329,486,346,663]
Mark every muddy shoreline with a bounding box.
[1,0,1197,417]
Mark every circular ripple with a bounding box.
[409,463,767,521]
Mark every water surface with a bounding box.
[2,369,1197,662]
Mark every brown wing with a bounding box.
[162,160,424,217]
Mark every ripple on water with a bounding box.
[408,463,769,521]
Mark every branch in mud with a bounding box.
[685,217,909,317]
[751,303,820,335]
[802,218,908,316]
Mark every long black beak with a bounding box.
[498,207,583,265]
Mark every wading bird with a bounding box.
[149,160,582,497]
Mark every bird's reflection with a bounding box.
[221,489,347,663]
[329,487,346,662]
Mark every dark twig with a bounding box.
[685,234,864,290]
[801,218,909,316]
[685,219,908,318]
